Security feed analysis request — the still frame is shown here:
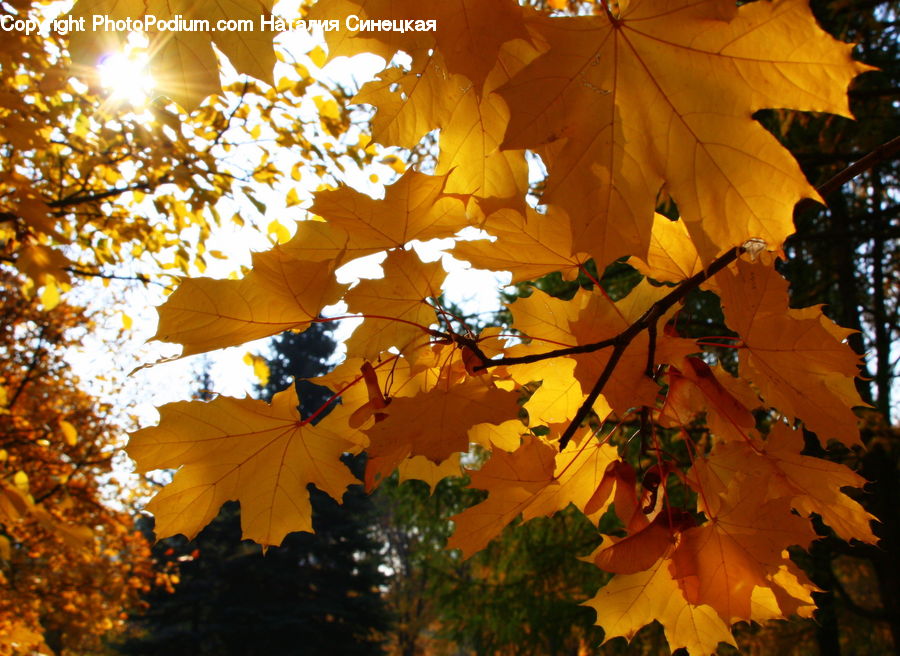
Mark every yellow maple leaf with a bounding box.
[128,387,358,546]
[344,249,447,360]
[397,453,461,489]
[448,432,617,557]
[453,207,590,284]
[154,245,346,356]
[584,555,736,656]
[498,0,869,263]
[310,170,469,251]
[628,213,703,284]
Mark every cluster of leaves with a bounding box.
[108,0,887,653]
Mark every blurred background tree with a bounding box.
[0,272,156,654]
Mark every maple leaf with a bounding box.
[354,40,535,210]
[629,213,703,284]
[591,511,694,576]
[426,0,531,91]
[397,453,461,489]
[452,208,590,284]
[446,436,558,558]
[448,433,618,558]
[659,359,759,444]
[515,357,587,427]
[128,387,359,546]
[498,0,869,263]
[279,219,380,266]
[584,555,737,656]
[344,249,447,360]
[698,423,876,543]
[310,170,470,250]
[154,245,346,357]
[671,479,817,623]
[363,379,521,489]
[712,255,865,446]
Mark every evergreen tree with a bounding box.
[121,323,390,655]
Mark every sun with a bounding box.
[97,49,155,105]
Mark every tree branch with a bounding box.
[795,135,900,215]
[556,246,743,450]
[48,182,155,209]
[63,266,173,289]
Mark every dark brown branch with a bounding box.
[63,266,173,289]
[48,182,155,209]
[556,246,743,450]
[795,135,900,215]
[474,335,620,370]
[558,336,629,450]
[6,326,47,411]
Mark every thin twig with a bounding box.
[795,134,900,215]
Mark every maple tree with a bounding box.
[17,0,894,652]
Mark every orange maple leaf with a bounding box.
[712,255,866,446]
[448,433,618,558]
[363,379,521,489]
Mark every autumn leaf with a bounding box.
[128,387,359,546]
[659,358,759,444]
[452,208,590,284]
[498,0,869,263]
[427,0,531,91]
[310,170,470,251]
[344,249,447,359]
[712,255,865,446]
[446,435,558,558]
[591,511,693,576]
[629,214,703,284]
[354,39,535,209]
[153,245,346,356]
[397,453,461,489]
[363,379,521,489]
[699,423,876,543]
[672,479,817,623]
[584,555,737,656]
[448,433,618,557]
